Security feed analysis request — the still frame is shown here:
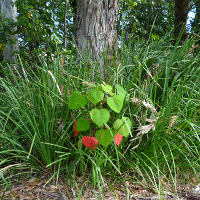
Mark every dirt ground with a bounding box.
[0,174,200,200]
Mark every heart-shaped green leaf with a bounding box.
[95,129,115,147]
[76,118,90,131]
[113,117,132,137]
[107,95,124,113]
[90,109,110,127]
[69,91,88,109]
[101,83,114,96]
[88,89,104,105]
[115,84,127,100]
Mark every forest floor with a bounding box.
[1,173,200,200]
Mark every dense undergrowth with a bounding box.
[0,35,199,198]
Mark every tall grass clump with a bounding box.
[0,34,199,198]
[112,35,200,195]
[0,58,72,175]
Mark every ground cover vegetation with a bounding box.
[0,0,200,199]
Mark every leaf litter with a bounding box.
[1,173,199,200]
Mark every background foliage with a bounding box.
[1,0,199,63]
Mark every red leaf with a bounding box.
[115,134,123,146]
[82,136,98,150]
[73,121,79,136]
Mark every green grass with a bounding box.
[0,35,199,198]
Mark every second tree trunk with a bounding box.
[174,0,190,43]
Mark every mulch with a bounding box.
[0,175,199,200]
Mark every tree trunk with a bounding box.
[174,0,190,43]
[192,0,200,33]
[0,0,18,63]
[73,0,120,79]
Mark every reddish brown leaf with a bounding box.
[115,134,123,146]
[82,136,98,150]
[73,121,79,136]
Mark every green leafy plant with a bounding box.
[68,83,132,149]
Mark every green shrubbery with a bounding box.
[0,36,199,197]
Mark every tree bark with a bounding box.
[0,0,19,63]
[174,0,190,43]
[73,0,120,79]
[192,0,200,33]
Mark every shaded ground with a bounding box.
[0,174,200,200]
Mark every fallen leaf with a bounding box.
[28,178,40,187]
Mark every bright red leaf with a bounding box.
[82,136,98,150]
[73,121,79,136]
[115,134,123,146]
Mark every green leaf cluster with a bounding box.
[68,83,132,147]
